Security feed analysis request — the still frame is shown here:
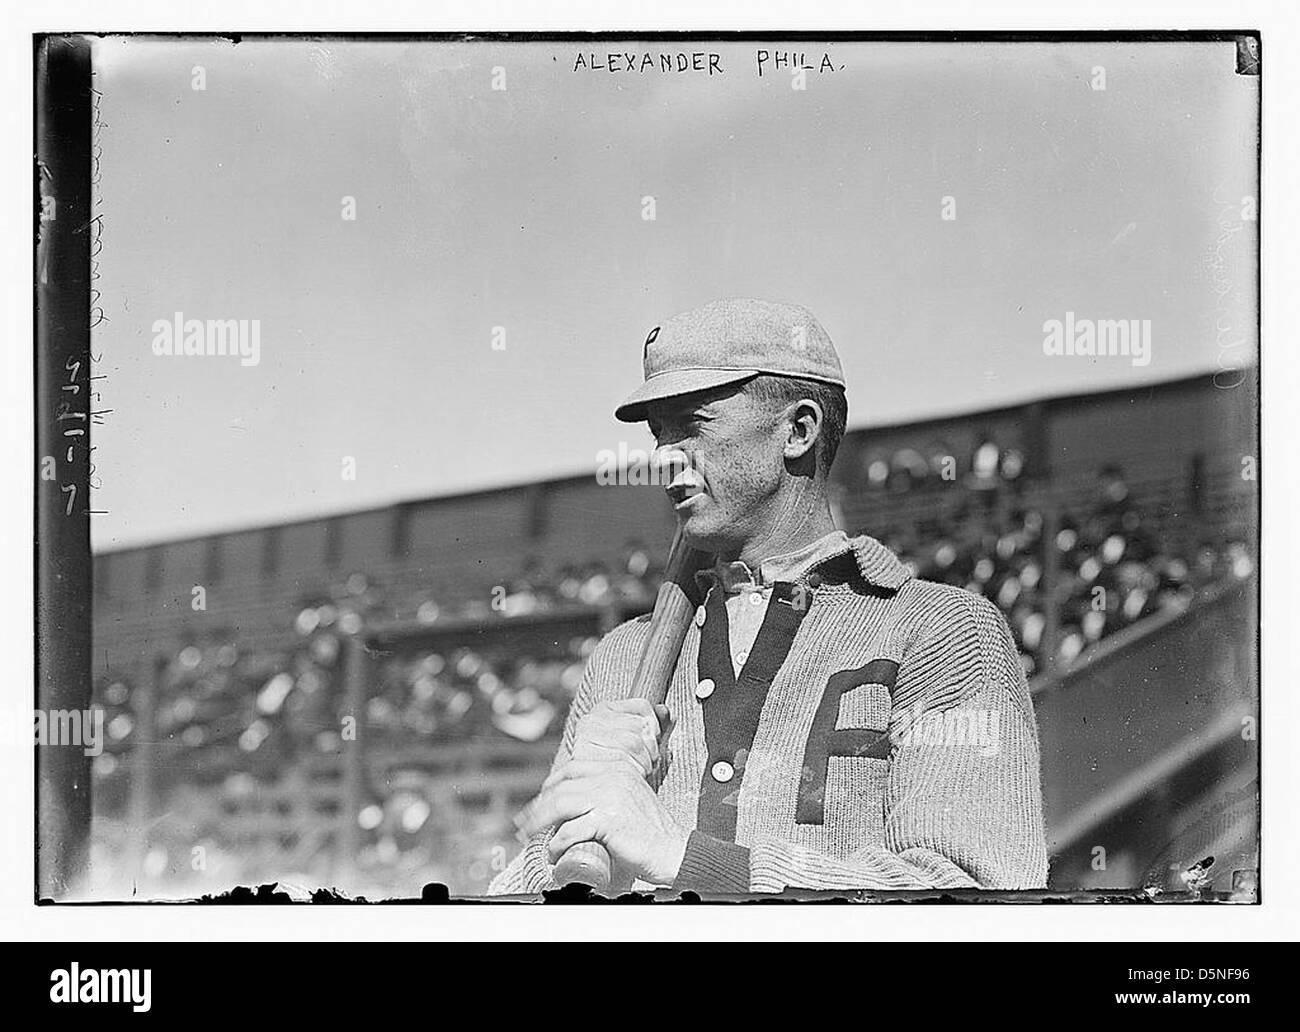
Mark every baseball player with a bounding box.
[491,298,1048,894]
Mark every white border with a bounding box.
[2,0,1295,943]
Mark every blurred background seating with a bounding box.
[89,372,1257,897]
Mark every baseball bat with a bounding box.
[551,526,711,890]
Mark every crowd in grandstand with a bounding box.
[877,460,1252,677]
[90,446,1253,894]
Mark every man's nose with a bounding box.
[651,445,691,483]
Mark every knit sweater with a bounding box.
[489,533,1048,895]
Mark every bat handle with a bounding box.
[553,839,612,890]
[548,528,709,893]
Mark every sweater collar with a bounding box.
[844,533,913,591]
[695,531,912,594]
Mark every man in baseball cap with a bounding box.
[494,298,1047,896]
[613,297,851,563]
[613,297,846,422]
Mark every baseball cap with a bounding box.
[614,298,846,423]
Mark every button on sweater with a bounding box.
[490,533,1049,895]
[698,529,855,677]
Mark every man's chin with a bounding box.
[676,509,723,553]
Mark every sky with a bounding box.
[89,36,1258,550]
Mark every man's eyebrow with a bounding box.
[679,394,719,415]
[652,403,697,422]
[649,394,723,426]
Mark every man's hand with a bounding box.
[568,698,668,773]
[517,699,688,886]
[519,757,689,886]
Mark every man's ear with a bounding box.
[783,399,824,463]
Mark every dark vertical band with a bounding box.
[35,35,95,899]
[695,583,809,840]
